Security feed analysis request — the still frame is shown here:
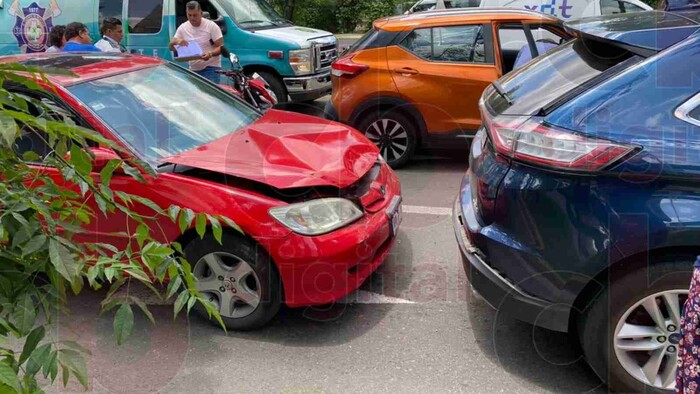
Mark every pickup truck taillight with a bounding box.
[331,56,368,79]
[485,116,636,172]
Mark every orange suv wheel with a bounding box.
[357,109,417,168]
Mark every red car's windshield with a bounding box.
[67,64,260,165]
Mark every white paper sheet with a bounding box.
[175,41,203,60]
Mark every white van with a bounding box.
[403,0,652,20]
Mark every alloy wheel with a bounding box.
[193,252,262,319]
[613,289,688,390]
[365,118,409,163]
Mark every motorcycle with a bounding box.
[217,46,277,111]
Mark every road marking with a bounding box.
[402,205,452,216]
[124,287,416,306]
[339,290,415,304]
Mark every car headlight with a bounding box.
[269,198,363,236]
[289,48,313,75]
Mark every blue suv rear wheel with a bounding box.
[578,259,694,393]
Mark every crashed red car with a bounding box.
[3,53,402,330]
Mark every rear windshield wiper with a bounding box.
[492,81,513,105]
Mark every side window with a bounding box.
[401,25,488,64]
[498,25,563,52]
[690,106,700,122]
[99,0,123,25]
[12,95,81,163]
[401,28,433,59]
[433,25,485,63]
[128,0,164,34]
[412,0,438,12]
[621,1,646,11]
[498,24,565,73]
[676,94,700,127]
[498,27,528,52]
[444,0,481,8]
[600,0,625,15]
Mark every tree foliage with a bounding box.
[0,64,227,393]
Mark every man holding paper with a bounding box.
[169,1,224,83]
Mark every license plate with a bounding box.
[386,196,402,237]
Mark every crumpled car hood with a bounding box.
[163,110,379,189]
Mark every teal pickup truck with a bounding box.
[0,0,338,102]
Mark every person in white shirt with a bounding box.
[95,18,125,53]
[169,1,224,83]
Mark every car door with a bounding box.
[386,23,498,136]
[124,0,170,58]
[9,91,135,249]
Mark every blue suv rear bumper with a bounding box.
[452,180,571,333]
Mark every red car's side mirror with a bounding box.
[90,147,122,173]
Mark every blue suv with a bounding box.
[453,10,700,393]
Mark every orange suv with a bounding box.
[327,9,571,167]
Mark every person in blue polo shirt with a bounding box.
[62,22,100,52]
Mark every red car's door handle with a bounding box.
[393,67,419,75]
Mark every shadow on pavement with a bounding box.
[467,290,606,393]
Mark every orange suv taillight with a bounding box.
[331,56,369,79]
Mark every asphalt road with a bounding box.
[47,97,611,394]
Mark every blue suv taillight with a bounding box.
[484,115,637,172]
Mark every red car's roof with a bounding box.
[0,52,164,86]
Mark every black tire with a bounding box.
[184,232,282,331]
[357,109,417,169]
[578,258,694,393]
[254,70,288,104]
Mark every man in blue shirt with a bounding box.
[62,22,101,52]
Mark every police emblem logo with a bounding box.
[9,0,62,53]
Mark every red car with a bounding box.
[4,53,402,330]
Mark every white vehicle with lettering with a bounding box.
[403,0,652,20]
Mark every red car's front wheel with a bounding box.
[185,233,282,331]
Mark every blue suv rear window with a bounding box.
[485,39,639,116]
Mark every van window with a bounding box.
[128,0,164,34]
[99,0,123,24]
[175,0,221,27]
[412,0,438,12]
[601,0,646,14]
[401,25,488,64]
[444,0,480,8]
[218,0,287,30]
